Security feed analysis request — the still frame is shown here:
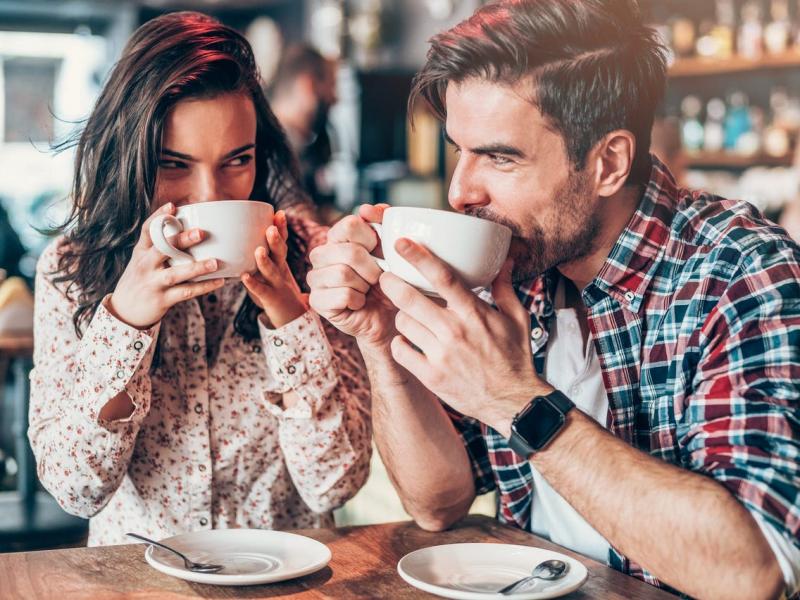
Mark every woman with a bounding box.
[28,12,371,546]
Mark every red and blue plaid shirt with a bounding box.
[451,156,800,591]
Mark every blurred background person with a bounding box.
[268,44,341,224]
[0,199,26,282]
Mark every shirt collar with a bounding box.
[506,155,679,317]
[583,155,677,313]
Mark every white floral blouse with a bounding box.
[28,219,371,546]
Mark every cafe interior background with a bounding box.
[0,0,799,552]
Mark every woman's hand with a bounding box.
[241,210,308,329]
[109,202,225,329]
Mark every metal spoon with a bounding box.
[498,559,568,594]
[126,532,223,573]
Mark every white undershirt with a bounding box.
[532,279,799,595]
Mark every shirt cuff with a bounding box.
[752,512,800,598]
[258,310,338,418]
[80,295,160,423]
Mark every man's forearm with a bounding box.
[532,410,783,600]
[359,340,476,530]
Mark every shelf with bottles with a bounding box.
[676,89,800,170]
[658,0,800,78]
[680,150,794,169]
[669,49,800,78]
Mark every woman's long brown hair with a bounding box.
[53,11,311,344]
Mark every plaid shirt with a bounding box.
[451,156,800,591]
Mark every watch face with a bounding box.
[515,398,566,450]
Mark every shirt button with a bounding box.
[624,291,635,302]
[273,338,284,347]
[531,327,543,340]
[287,365,296,375]
[116,370,126,379]
[199,517,208,526]
[194,404,203,414]
[198,464,207,472]
[252,344,261,354]
[133,341,143,351]
[192,343,201,353]
[208,294,217,303]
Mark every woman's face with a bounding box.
[154,92,257,209]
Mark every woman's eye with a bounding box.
[225,155,253,167]
[158,160,186,169]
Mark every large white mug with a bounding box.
[149,200,274,281]
[371,207,512,293]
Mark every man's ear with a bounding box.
[590,130,636,198]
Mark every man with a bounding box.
[307,1,798,598]
[269,44,339,223]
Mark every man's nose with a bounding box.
[448,157,489,213]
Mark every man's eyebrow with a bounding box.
[443,130,526,159]
[160,143,255,161]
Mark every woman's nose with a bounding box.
[189,169,223,203]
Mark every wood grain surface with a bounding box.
[0,515,676,599]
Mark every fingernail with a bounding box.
[163,202,173,212]
[206,259,217,269]
[192,230,201,242]
[396,239,412,253]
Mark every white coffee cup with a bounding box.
[371,207,512,292]
[149,200,274,281]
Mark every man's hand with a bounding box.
[308,204,398,350]
[379,238,553,435]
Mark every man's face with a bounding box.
[444,78,600,282]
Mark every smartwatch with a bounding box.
[508,390,574,458]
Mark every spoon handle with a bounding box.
[126,532,192,566]
[499,575,540,595]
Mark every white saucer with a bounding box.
[142,529,331,586]
[397,543,588,599]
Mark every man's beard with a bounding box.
[467,168,599,283]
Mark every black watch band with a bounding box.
[508,390,574,458]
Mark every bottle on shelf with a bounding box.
[704,98,726,152]
[711,0,736,58]
[764,0,792,54]
[681,95,705,153]
[724,92,753,154]
[738,105,763,156]
[764,88,793,158]
[670,16,696,58]
[737,1,764,60]
[696,0,735,59]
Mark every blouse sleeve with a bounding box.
[27,240,159,518]
[255,215,372,513]
[257,309,372,514]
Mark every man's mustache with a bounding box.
[464,207,522,237]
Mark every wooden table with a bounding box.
[0,515,675,599]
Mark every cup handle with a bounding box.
[368,222,389,272]
[149,214,193,264]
